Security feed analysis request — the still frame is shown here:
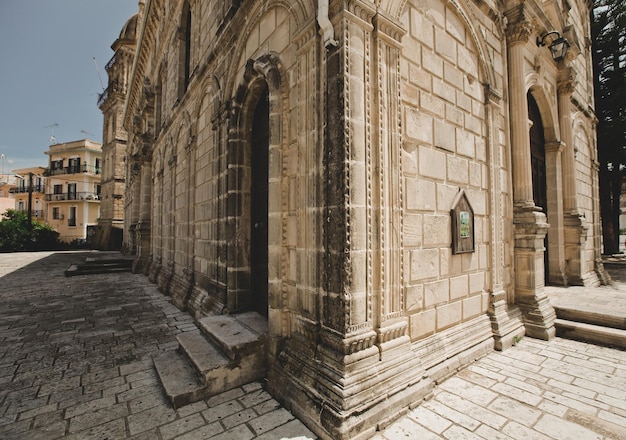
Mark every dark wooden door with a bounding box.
[250,86,269,317]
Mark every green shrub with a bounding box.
[0,209,60,252]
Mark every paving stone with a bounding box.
[64,395,117,419]
[221,407,257,429]
[127,402,177,435]
[63,418,127,440]
[20,420,67,440]
[379,416,441,440]
[129,390,169,413]
[159,413,206,439]
[68,402,128,433]
[534,413,603,440]
[406,405,453,434]
[248,407,294,435]
[173,421,224,440]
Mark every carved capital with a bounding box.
[506,19,533,44]
[373,13,406,44]
[557,67,577,95]
[504,5,534,44]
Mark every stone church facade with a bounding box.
[118,0,605,438]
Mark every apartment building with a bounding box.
[44,139,102,243]
[11,167,46,221]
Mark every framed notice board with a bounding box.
[451,190,475,254]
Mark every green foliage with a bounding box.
[0,209,60,252]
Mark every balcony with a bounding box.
[98,80,122,107]
[10,185,45,194]
[45,164,102,176]
[46,192,101,202]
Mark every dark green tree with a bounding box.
[593,0,626,254]
[0,209,60,252]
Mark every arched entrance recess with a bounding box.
[227,54,284,322]
[250,84,269,317]
[528,93,549,282]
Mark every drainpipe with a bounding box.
[317,0,338,47]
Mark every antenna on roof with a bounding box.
[93,57,105,91]
[80,130,95,139]
[44,123,59,144]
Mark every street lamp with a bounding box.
[536,31,570,62]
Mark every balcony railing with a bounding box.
[45,164,102,176]
[97,80,122,107]
[46,192,101,202]
[10,185,45,194]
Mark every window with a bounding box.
[68,206,77,227]
[178,1,192,99]
[95,158,101,174]
[52,207,60,220]
[51,159,63,170]
[67,183,77,200]
[53,184,62,194]
[18,201,24,211]
[68,158,81,173]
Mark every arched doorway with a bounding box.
[528,93,549,282]
[250,84,269,317]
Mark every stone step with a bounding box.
[554,305,626,330]
[65,258,133,277]
[177,332,229,378]
[197,312,267,360]
[153,350,207,409]
[555,318,626,350]
[154,313,269,409]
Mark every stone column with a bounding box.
[505,6,555,340]
[506,19,534,207]
[558,70,588,285]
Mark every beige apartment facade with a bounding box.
[120,1,605,438]
[11,167,47,221]
[45,140,102,243]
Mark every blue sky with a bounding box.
[0,1,138,173]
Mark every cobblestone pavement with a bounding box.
[1,251,626,439]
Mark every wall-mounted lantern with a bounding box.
[536,31,570,62]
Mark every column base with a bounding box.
[488,290,525,351]
[517,292,556,340]
[268,331,432,440]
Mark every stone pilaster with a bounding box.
[558,69,589,285]
[268,4,431,440]
[485,86,525,350]
[132,157,152,275]
[544,141,566,285]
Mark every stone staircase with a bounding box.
[554,304,626,350]
[153,311,268,409]
[64,257,134,276]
